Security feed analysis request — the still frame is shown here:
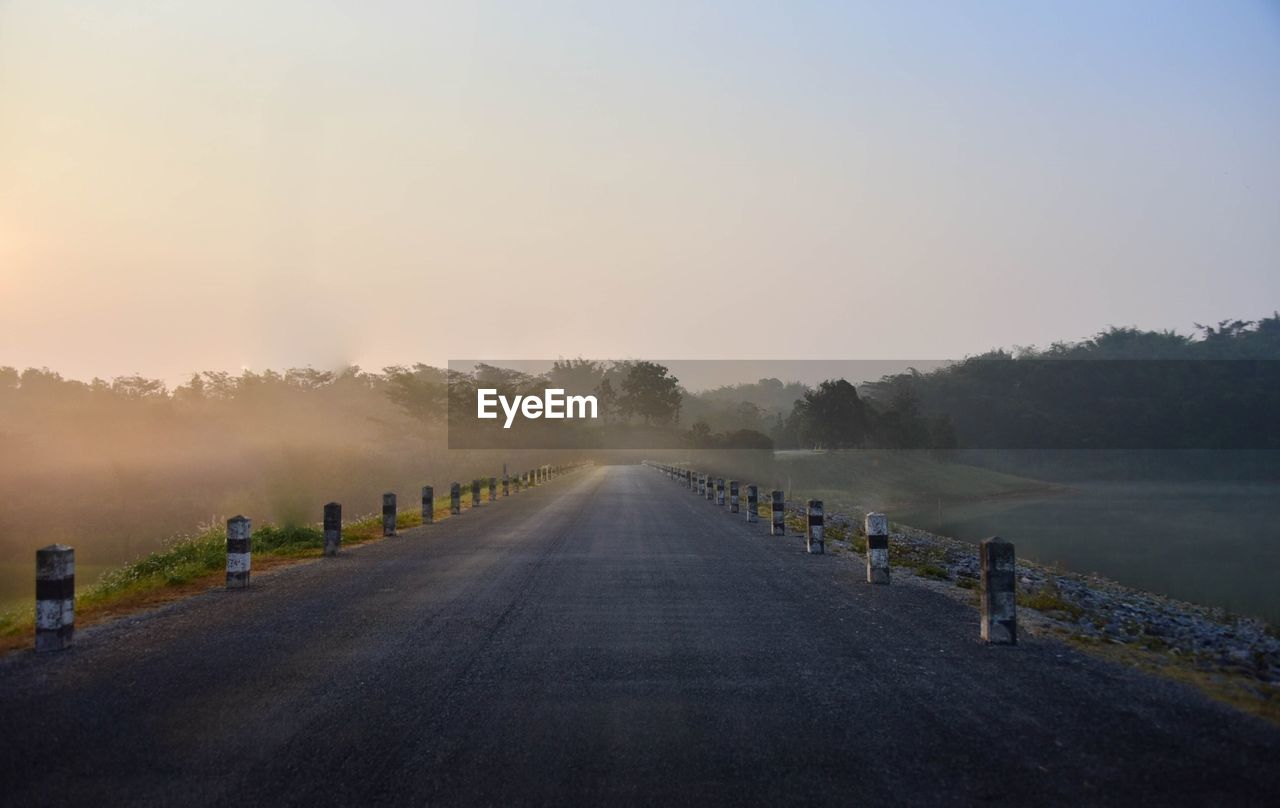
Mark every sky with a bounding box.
[2,0,1279,385]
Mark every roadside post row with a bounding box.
[32,462,586,653]
[644,461,1016,646]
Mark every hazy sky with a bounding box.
[2,1,1278,384]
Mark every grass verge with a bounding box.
[0,502,463,656]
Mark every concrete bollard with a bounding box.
[422,486,434,524]
[383,493,397,536]
[489,476,497,502]
[471,479,482,508]
[771,491,785,535]
[226,515,251,589]
[324,502,342,556]
[806,500,824,554]
[729,480,739,513]
[980,537,1018,645]
[865,513,890,584]
[746,485,758,522]
[715,478,726,506]
[35,544,74,652]
[451,483,461,515]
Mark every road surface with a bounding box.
[1,464,1277,806]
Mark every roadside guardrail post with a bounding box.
[865,513,890,584]
[226,515,251,589]
[716,478,725,506]
[451,483,461,515]
[35,544,74,652]
[806,500,824,554]
[489,476,497,502]
[503,470,510,497]
[471,479,481,508]
[980,537,1017,645]
[729,480,739,513]
[422,486,434,523]
[382,493,397,536]
[771,491,785,535]
[324,502,342,556]
[746,485,758,522]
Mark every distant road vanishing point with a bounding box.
[1,465,1278,806]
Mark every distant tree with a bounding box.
[111,375,167,399]
[619,361,682,425]
[791,379,870,449]
[873,374,930,449]
[594,377,618,423]
[689,421,712,447]
[548,358,605,394]
[383,364,448,423]
[719,428,774,450]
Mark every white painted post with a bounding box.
[771,491,785,535]
[35,545,74,652]
[865,512,890,584]
[226,515,251,589]
[746,485,758,523]
[729,480,739,513]
[806,500,824,554]
[980,537,1017,645]
[715,478,726,506]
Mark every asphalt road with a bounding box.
[1,464,1278,807]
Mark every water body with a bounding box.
[896,481,1280,622]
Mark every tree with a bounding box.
[791,379,870,449]
[383,364,447,423]
[619,361,682,425]
[548,358,605,394]
[594,377,618,423]
[873,374,930,449]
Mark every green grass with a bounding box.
[1019,580,1085,620]
[0,509,439,649]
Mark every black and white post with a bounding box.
[865,512,890,584]
[382,493,397,537]
[503,469,510,497]
[806,500,824,554]
[471,479,481,508]
[451,482,461,515]
[226,515,251,589]
[35,544,74,653]
[422,486,434,524]
[489,476,497,502]
[715,478,726,506]
[324,502,342,556]
[980,537,1017,645]
[746,485,758,523]
[729,480,739,513]
[771,490,785,535]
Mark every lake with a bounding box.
[896,481,1280,622]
